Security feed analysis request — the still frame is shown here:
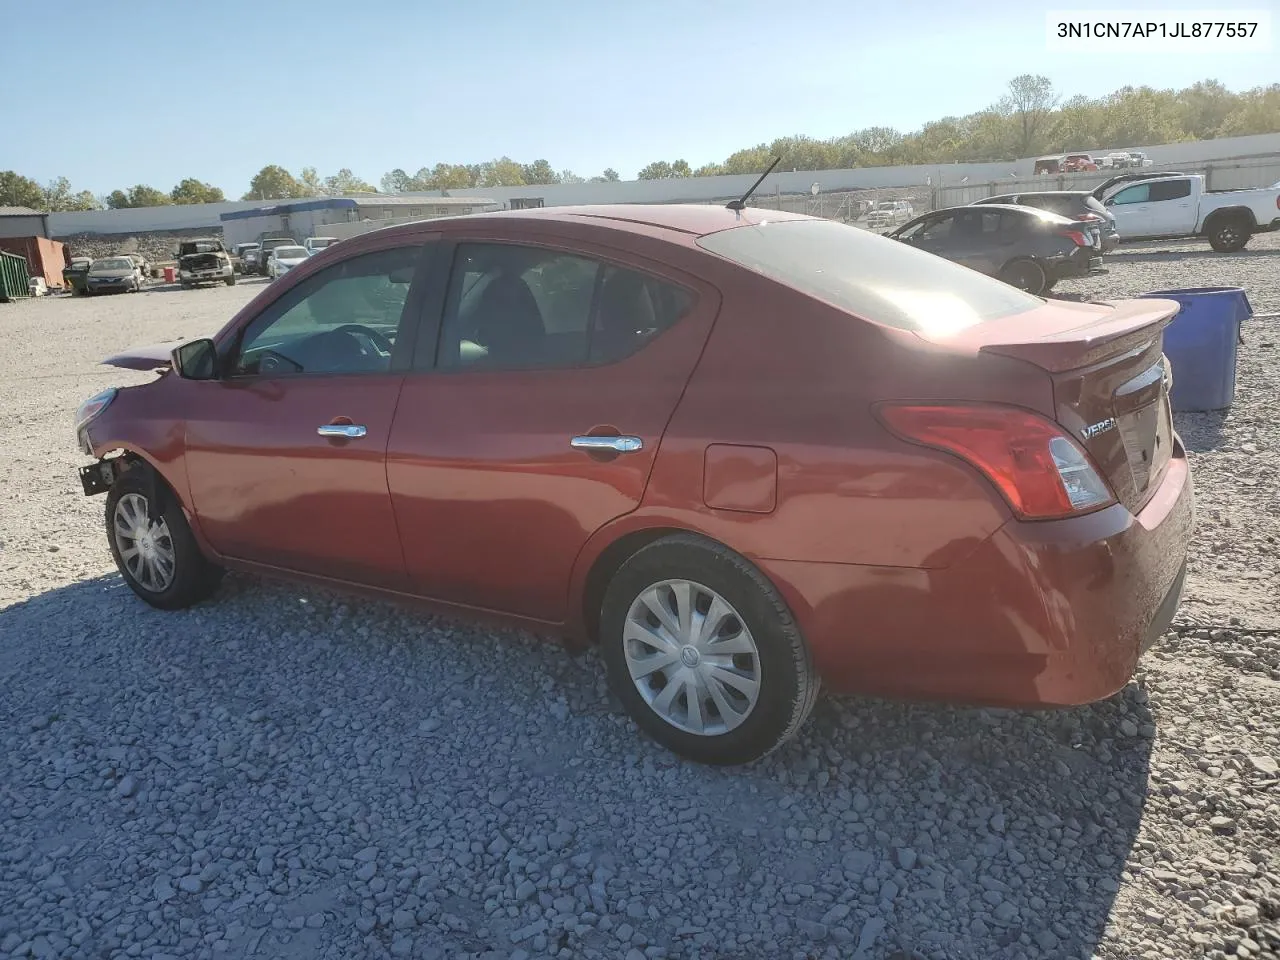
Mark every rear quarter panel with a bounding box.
[571,258,1057,597]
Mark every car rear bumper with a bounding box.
[1054,251,1106,280]
[759,438,1194,708]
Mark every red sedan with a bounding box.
[74,204,1193,765]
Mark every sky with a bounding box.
[4,0,1276,197]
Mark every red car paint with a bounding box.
[88,205,1193,708]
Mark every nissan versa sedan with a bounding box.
[888,204,1104,294]
[73,204,1193,765]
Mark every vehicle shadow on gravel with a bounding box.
[1,572,1155,960]
[1173,410,1228,452]
[1108,248,1278,263]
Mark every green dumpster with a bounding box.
[0,250,31,302]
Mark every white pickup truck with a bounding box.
[1100,174,1280,252]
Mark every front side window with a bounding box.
[232,246,421,377]
[436,243,693,370]
[1111,184,1150,205]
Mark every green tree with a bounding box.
[636,160,670,180]
[107,185,172,208]
[324,168,377,194]
[243,164,304,200]
[0,170,45,209]
[429,163,475,190]
[42,177,99,211]
[170,178,225,204]
[999,74,1058,156]
[477,157,527,187]
[381,168,415,193]
[298,167,326,196]
[559,169,585,184]
[521,159,559,184]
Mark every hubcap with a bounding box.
[623,579,761,736]
[113,493,176,592]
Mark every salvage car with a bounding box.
[266,244,310,279]
[177,238,236,288]
[972,191,1120,252]
[888,204,1103,294]
[233,243,260,274]
[62,256,93,296]
[85,256,143,295]
[73,204,1193,765]
[304,236,339,255]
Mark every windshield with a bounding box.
[92,258,133,271]
[310,238,335,247]
[697,218,1041,334]
[274,247,307,259]
[182,241,222,254]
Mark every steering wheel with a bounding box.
[329,323,393,355]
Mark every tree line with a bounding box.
[3,77,1276,212]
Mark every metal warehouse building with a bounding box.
[219,196,497,248]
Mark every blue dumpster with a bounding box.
[1138,286,1253,412]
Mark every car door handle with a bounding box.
[570,435,644,453]
[317,423,367,438]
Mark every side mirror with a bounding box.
[172,338,219,380]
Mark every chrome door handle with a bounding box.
[317,423,367,438]
[570,435,643,453]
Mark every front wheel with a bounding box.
[225,273,236,286]
[106,470,224,610]
[1207,217,1251,253]
[998,258,1047,295]
[599,535,819,765]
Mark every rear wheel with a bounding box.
[1207,216,1251,253]
[106,470,223,610]
[599,535,819,765]
[999,258,1047,295]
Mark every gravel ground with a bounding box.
[1,238,1278,960]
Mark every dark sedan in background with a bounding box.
[888,204,1104,295]
[972,191,1120,252]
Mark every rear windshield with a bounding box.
[696,218,1041,334]
[273,246,307,258]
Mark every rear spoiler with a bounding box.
[978,299,1180,372]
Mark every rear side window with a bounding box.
[698,218,1041,334]
[436,243,694,370]
[1148,179,1192,201]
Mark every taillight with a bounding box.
[1057,229,1090,247]
[1073,213,1103,222]
[875,403,1117,520]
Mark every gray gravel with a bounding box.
[2,239,1278,960]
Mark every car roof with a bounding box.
[983,191,1091,200]
[355,204,815,244]
[933,203,1075,224]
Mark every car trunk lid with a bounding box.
[921,297,1180,513]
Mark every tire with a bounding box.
[998,258,1047,295]
[180,281,193,289]
[1042,278,1058,293]
[599,534,819,765]
[105,468,223,610]
[1207,216,1251,253]
[225,273,236,286]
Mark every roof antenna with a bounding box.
[726,156,781,212]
